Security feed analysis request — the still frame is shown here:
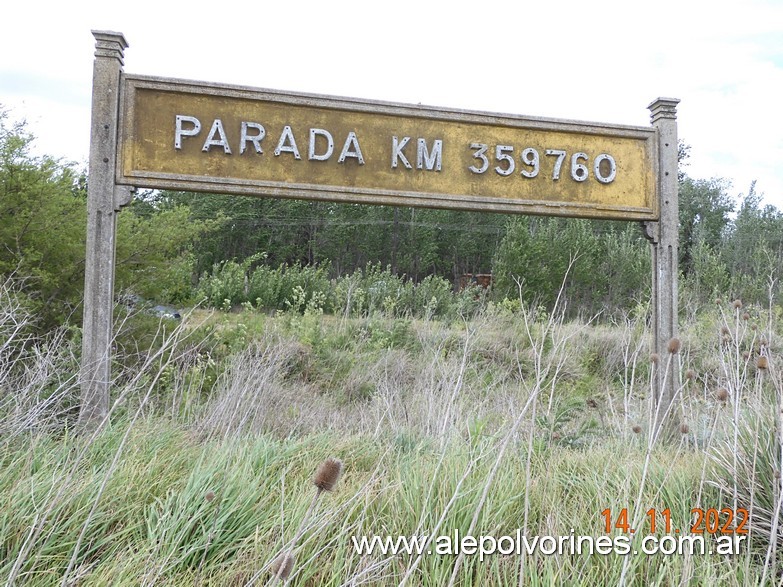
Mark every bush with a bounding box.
[197,259,486,320]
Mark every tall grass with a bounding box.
[0,274,781,585]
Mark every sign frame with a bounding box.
[116,74,659,220]
[80,30,680,438]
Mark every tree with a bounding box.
[678,176,734,277]
[0,108,88,325]
[491,217,649,315]
[0,107,213,328]
[723,181,783,302]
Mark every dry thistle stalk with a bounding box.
[271,551,295,582]
[267,457,344,584]
[313,457,343,492]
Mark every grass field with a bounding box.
[1,284,781,585]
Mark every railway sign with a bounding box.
[81,31,679,437]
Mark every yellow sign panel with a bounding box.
[118,75,658,220]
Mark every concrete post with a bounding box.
[78,31,129,429]
[645,97,680,437]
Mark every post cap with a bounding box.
[647,98,680,124]
[92,30,129,64]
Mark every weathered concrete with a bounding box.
[78,31,129,430]
[646,98,680,438]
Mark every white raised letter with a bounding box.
[175,115,201,150]
[309,128,334,161]
[274,125,301,159]
[417,138,442,171]
[338,132,365,164]
[240,122,266,154]
[391,136,412,169]
[202,119,232,154]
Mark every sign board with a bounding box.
[81,31,679,436]
[118,75,658,220]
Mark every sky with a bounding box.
[2,0,783,210]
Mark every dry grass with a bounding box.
[0,275,781,585]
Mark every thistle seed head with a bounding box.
[757,356,769,370]
[632,425,642,434]
[685,369,696,381]
[205,491,215,503]
[679,423,689,434]
[313,457,343,492]
[667,337,681,354]
[716,388,729,402]
[650,353,660,365]
[742,312,750,321]
[271,551,295,581]
[733,299,743,310]
[720,326,730,336]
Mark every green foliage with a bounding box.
[116,202,213,304]
[679,179,783,308]
[679,176,734,277]
[0,108,213,327]
[162,192,504,283]
[680,241,730,311]
[195,254,332,312]
[0,108,88,325]
[492,218,649,316]
[195,258,480,320]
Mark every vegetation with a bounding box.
[0,108,211,328]
[1,104,782,584]
[1,276,781,585]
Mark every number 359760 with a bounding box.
[468,143,617,184]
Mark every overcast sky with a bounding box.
[3,0,782,210]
